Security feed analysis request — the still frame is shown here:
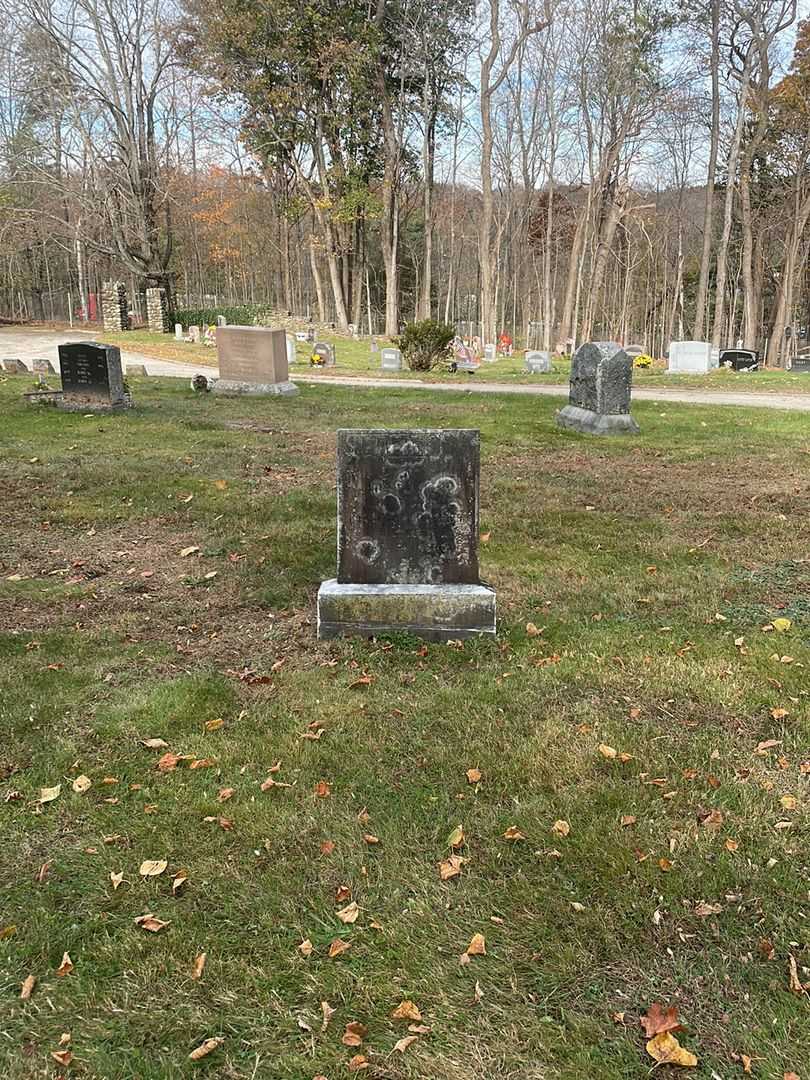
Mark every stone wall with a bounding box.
[146,287,170,334]
[101,281,128,332]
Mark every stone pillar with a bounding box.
[101,281,128,332]
[145,287,170,334]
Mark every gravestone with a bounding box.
[313,341,335,367]
[317,429,496,641]
[214,325,297,396]
[370,337,379,353]
[295,331,309,342]
[381,347,402,371]
[2,358,29,373]
[484,343,497,362]
[32,359,56,374]
[145,287,170,333]
[189,325,201,343]
[126,364,148,377]
[667,340,715,373]
[286,334,296,366]
[525,350,551,374]
[57,341,130,411]
[101,281,128,332]
[216,315,227,327]
[175,323,183,340]
[791,356,810,373]
[556,341,639,436]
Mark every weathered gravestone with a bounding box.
[189,325,202,343]
[286,334,296,367]
[126,364,148,377]
[175,323,183,341]
[381,347,402,371]
[313,341,335,367]
[214,325,297,396]
[525,350,551,374]
[56,341,130,411]
[556,341,639,436]
[32,359,56,375]
[317,429,496,641]
[791,355,810,373]
[216,315,227,327]
[2,358,29,373]
[484,343,497,362]
[667,340,715,373]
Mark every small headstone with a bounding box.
[189,326,201,344]
[56,341,131,412]
[126,364,148,377]
[525,350,551,374]
[295,332,308,342]
[306,327,316,343]
[286,334,296,366]
[484,343,497,362]
[381,347,402,371]
[216,315,227,327]
[370,337,379,353]
[556,341,639,436]
[317,429,496,641]
[175,323,183,340]
[667,340,715,373]
[312,341,335,367]
[31,358,56,375]
[791,356,810,373]
[214,325,298,396]
[190,373,211,392]
[2,358,29,373]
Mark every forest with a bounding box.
[0,0,808,364]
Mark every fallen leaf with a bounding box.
[20,975,36,999]
[789,954,807,995]
[466,768,482,784]
[620,815,637,827]
[134,914,169,933]
[335,885,352,902]
[172,870,189,895]
[599,744,617,759]
[51,1050,73,1066]
[771,707,789,720]
[394,1035,418,1053]
[180,545,200,558]
[139,859,168,878]
[321,1001,335,1031]
[189,758,216,770]
[347,1055,369,1071]
[328,938,351,958]
[780,795,798,811]
[466,932,486,956]
[694,901,723,917]
[349,673,373,688]
[192,952,206,979]
[754,739,781,755]
[39,785,61,804]
[551,819,570,838]
[740,1054,753,1074]
[659,857,673,872]
[525,622,542,636]
[570,901,586,912]
[55,952,74,977]
[204,718,225,732]
[392,1000,422,1022]
[473,979,483,1003]
[217,787,234,802]
[409,1023,431,1034]
[363,833,380,845]
[640,1002,684,1038]
[439,854,464,880]
[141,738,169,749]
[298,938,313,958]
[725,838,739,852]
[157,752,182,772]
[342,1021,368,1046]
[447,824,464,850]
[503,825,527,841]
[110,870,124,891]
[772,617,792,632]
[188,1037,224,1061]
[337,901,360,924]
[700,808,724,832]
[72,774,92,793]
[314,780,332,797]
[320,840,336,855]
[646,1032,698,1067]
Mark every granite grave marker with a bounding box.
[525,350,551,373]
[317,429,496,641]
[57,341,130,411]
[381,347,402,371]
[214,325,297,396]
[556,341,638,435]
[667,340,715,374]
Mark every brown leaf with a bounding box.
[347,1055,369,1071]
[217,787,234,803]
[51,1050,73,1066]
[139,859,168,878]
[394,1035,418,1053]
[55,952,74,977]
[189,757,216,770]
[408,1023,431,1034]
[740,1054,753,1074]
[20,975,37,1000]
[438,854,464,880]
[72,774,92,793]
[188,1037,224,1061]
[700,808,724,832]
[640,1002,684,1038]
[362,833,381,845]
[503,825,527,841]
[620,815,636,827]
[320,1000,335,1031]
[391,1000,422,1022]
[349,673,373,688]
[551,819,570,838]
[598,743,617,759]
[157,752,181,771]
[298,939,313,958]
[466,932,486,956]
[320,840,336,855]
[466,767,482,784]
[134,914,169,933]
[314,780,332,797]
[204,718,224,732]
[658,857,674,872]
[192,952,206,979]
[645,1032,698,1067]
[260,775,291,791]
[337,901,360,925]
[335,884,352,903]
[694,901,723,917]
[759,938,775,961]
[725,838,739,852]
[110,870,124,891]
[788,954,807,995]
[172,870,189,895]
[342,1021,368,1047]
[328,938,351,958]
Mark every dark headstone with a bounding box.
[557,341,638,435]
[792,357,810,373]
[57,341,129,411]
[337,429,480,586]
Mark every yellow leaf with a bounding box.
[39,785,61,804]
[599,744,617,759]
[204,718,224,732]
[447,824,464,850]
[110,871,124,891]
[391,1000,422,1022]
[525,622,543,636]
[72,774,92,794]
[172,870,189,895]
[772,618,792,632]
[503,825,527,841]
[139,859,168,878]
[466,932,486,956]
[188,1037,224,1061]
[780,795,798,811]
[337,901,360,925]
[646,1032,698,1066]
[552,819,570,838]
[771,707,790,720]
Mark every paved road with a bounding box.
[3,327,810,412]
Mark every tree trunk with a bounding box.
[693,0,720,339]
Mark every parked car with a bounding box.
[719,349,759,371]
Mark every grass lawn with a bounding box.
[97,328,810,396]
[1,372,809,1079]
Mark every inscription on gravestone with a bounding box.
[380,347,402,371]
[57,341,128,411]
[337,429,480,586]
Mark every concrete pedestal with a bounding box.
[317,580,496,642]
[556,404,639,436]
[212,378,298,396]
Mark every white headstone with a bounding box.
[381,347,402,371]
[189,325,201,344]
[667,340,715,373]
[286,333,296,366]
[175,323,183,340]
[525,350,551,374]
[216,315,227,327]
[295,331,308,342]
[484,343,497,362]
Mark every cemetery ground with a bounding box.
[1,373,809,1080]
